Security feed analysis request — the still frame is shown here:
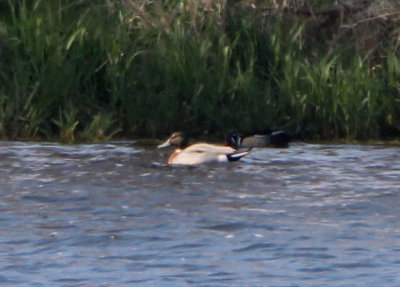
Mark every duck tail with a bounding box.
[270,131,291,148]
[226,148,252,162]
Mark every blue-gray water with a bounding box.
[0,141,399,286]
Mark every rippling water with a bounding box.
[0,141,399,286]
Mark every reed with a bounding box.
[0,0,399,141]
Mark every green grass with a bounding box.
[0,0,399,142]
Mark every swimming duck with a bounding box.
[226,130,290,149]
[157,132,250,165]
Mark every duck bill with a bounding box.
[157,139,171,149]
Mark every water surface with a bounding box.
[0,141,399,286]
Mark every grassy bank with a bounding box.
[0,0,399,142]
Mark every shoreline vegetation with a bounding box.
[1,0,400,143]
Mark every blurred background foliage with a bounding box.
[0,0,399,142]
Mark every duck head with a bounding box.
[225,133,243,149]
[157,132,189,149]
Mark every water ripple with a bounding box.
[0,141,399,286]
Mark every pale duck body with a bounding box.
[167,143,236,165]
[158,132,249,165]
